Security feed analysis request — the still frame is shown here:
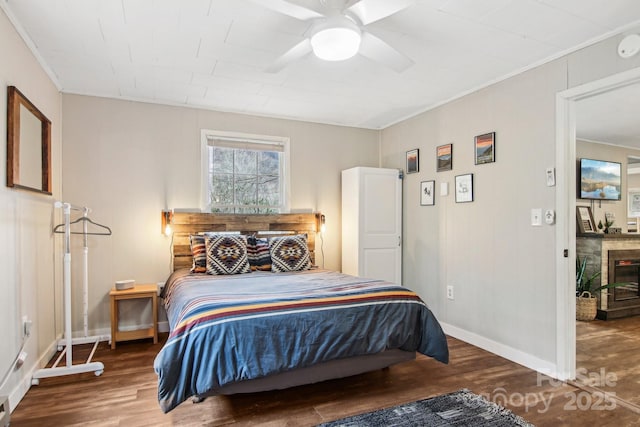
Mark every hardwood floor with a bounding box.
[10,335,640,426]
[576,316,640,409]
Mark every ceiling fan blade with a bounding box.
[250,0,324,21]
[347,0,416,25]
[359,32,414,72]
[265,39,313,73]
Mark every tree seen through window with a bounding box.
[208,146,282,213]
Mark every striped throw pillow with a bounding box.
[189,235,207,273]
[247,236,272,271]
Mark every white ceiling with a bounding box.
[3,0,640,130]
[576,82,640,149]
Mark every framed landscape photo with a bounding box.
[436,144,452,172]
[475,132,495,165]
[455,173,474,203]
[421,180,435,206]
[406,149,419,174]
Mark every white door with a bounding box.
[342,167,403,284]
[360,168,402,284]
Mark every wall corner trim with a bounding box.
[440,322,559,380]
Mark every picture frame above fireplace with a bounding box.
[629,188,640,217]
[577,206,596,233]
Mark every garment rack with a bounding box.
[32,202,109,384]
[52,207,111,339]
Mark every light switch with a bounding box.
[440,182,449,196]
[546,168,555,186]
[531,208,542,226]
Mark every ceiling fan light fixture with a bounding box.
[310,19,361,61]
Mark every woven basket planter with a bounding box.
[576,291,597,321]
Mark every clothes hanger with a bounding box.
[54,216,112,235]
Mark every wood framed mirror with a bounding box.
[7,86,52,194]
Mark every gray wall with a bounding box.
[380,26,640,369]
[381,61,564,365]
[0,6,62,409]
[61,94,380,333]
[577,140,640,232]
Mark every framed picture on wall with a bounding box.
[576,206,596,233]
[475,132,495,165]
[437,144,452,172]
[406,149,419,174]
[421,180,435,206]
[455,173,474,203]
[629,189,640,217]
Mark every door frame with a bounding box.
[555,66,640,380]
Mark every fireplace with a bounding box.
[576,233,640,320]
[602,249,640,318]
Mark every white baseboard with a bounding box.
[158,321,169,333]
[59,322,170,342]
[8,337,58,413]
[72,328,110,339]
[0,395,8,426]
[107,322,169,334]
[105,322,169,334]
[57,332,111,348]
[9,321,170,413]
[440,322,558,379]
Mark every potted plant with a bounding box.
[603,218,615,234]
[576,255,600,321]
[576,255,627,321]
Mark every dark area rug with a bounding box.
[317,389,534,426]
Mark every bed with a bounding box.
[153,213,449,413]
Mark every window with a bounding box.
[201,130,290,213]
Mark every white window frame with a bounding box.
[200,129,291,213]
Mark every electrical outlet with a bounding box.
[22,316,32,338]
[447,286,454,300]
[15,351,27,369]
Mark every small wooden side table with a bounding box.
[109,284,158,349]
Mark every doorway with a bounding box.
[556,67,640,400]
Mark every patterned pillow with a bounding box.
[190,235,207,273]
[269,234,311,273]
[247,236,272,271]
[190,232,239,273]
[205,234,251,275]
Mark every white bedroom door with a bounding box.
[342,167,402,284]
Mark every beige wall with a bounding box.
[61,94,380,332]
[576,140,640,232]
[0,6,62,410]
[380,26,640,370]
[381,61,565,365]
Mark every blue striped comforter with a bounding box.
[154,269,449,412]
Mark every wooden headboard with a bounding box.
[171,212,321,271]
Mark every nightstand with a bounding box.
[109,284,158,349]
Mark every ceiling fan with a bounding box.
[251,0,416,73]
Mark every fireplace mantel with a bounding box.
[577,233,640,240]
